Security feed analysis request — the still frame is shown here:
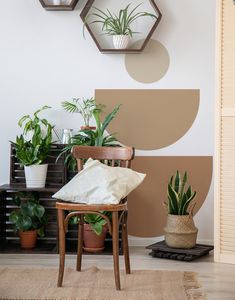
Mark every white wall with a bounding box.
[0,0,215,243]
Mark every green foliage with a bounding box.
[58,103,121,170]
[9,192,47,237]
[12,106,54,166]
[84,3,157,37]
[61,98,99,127]
[166,171,197,215]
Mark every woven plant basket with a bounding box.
[164,214,198,249]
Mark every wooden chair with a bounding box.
[56,146,135,290]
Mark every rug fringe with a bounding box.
[184,272,207,300]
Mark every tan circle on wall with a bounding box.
[125,39,170,83]
[127,156,213,237]
[96,89,200,150]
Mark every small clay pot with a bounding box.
[83,224,108,253]
[80,126,96,130]
[19,230,37,249]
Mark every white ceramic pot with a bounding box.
[53,0,61,5]
[112,35,130,49]
[24,164,48,188]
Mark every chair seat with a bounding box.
[56,201,127,212]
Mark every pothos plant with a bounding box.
[9,192,47,237]
[166,171,197,215]
[11,106,53,166]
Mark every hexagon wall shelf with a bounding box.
[80,0,162,54]
[39,0,79,11]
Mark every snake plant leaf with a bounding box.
[174,170,180,194]
[179,171,187,198]
[167,184,179,214]
[181,191,197,215]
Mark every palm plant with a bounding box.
[58,103,121,170]
[84,3,157,37]
[166,171,197,215]
[61,98,98,128]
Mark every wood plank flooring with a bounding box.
[0,247,235,300]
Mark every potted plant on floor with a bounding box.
[70,212,111,252]
[9,192,47,249]
[83,3,158,49]
[164,171,198,249]
[11,105,54,188]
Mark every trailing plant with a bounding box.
[11,106,54,166]
[84,3,158,38]
[166,171,197,215]
[9,192,47,237]
[58,103,121,170]
[61,97,97,127]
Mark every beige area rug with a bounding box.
[0,267,205,300]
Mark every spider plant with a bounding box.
[83,3,158,38]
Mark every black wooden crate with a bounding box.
[146,241,214,261]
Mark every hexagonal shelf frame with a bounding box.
[39,0,79,11]
[80,0,162,54]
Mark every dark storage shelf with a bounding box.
[0,144,122,255]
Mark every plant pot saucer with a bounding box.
[83,246,104,253]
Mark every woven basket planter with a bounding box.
[164,214,198,249]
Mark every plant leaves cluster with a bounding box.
[167,171,197,215]
[84,3,158,37]
[59,103,121,170]
[9,192,47,237]
[61,97,98,127]
[12,106,54,166]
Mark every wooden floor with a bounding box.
[0,247,235,300]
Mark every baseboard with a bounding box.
[128,236,214,247]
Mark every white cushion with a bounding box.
[52,158,146,205]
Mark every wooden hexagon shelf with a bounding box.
[39,0,79,11]
[80,0,162,54]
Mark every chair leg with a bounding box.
[57,209,66,287]
[112,211,121,290]
[77,214,84,272]
[122,211,131,274]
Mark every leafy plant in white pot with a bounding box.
[164,171,198,249]
[84,3,157,50]
[12,106,54,188]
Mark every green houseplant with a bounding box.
[164,171,198,249]
[84,3,158,49]
[70,212,112,252]
[11,105,54,188]
[9,192,47,249]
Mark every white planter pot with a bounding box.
[53,0,61,5]
[112,35,130,49]
[24,164,48,188]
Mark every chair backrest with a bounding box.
[72,146,135,172]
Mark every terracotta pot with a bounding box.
[80,126,96,130]
[19,230,37,249]
[164,214,198,249]
[83,224,108,253]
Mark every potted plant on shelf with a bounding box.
[164,170,198,249]
[61,97,98,130]
[9,192,47,249]
[11,105,54,188]
[84,3,158,49]
[58,100,120,170]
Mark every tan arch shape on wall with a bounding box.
[95,89,200,150]
[127,156,213,237]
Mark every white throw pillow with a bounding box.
[52,158,146,205]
